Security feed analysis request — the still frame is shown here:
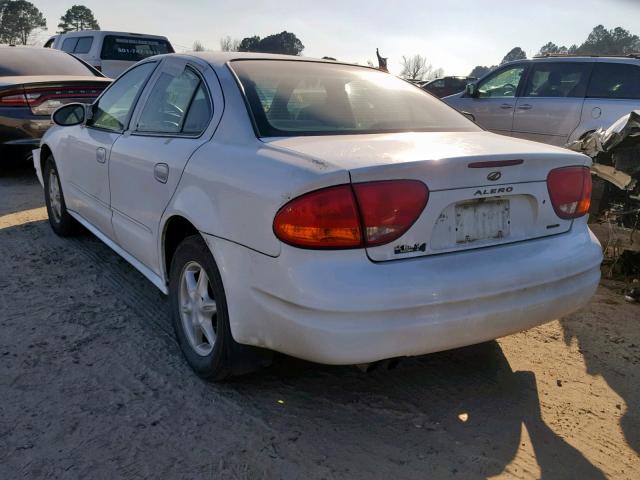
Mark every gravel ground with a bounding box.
[1,163,638,479]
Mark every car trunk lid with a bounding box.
[263,131,591,261]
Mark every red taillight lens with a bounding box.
[273,180,429,249]
[273,185,362,248]
[547,166,592,219]
[0,92,28,106]
[353,180,429,246]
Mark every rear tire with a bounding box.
[43,156,79,237]
[169,235,271,380]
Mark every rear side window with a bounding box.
[101,36,173,62]
[587,63,640,99]
[136,67,211,135]
[523,62,591,98]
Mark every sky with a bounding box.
[33,0,640,76]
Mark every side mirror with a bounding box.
[52,103,86,126]
[465,83,478,98]
[461,111,476,122]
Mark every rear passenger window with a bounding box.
[587,63,640,99]
[136,67,211,135]
[523,63,591,98]
[74,37,93,54]
[61,38,78,53]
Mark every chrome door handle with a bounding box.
[154,163,169,184]
[518,104,532,110]
[96,147,106,164]
[500,103,513,109]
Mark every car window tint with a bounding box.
[61,38,78,53]
[74,37,93,54]
[523,62,590,98]
[136,67,203,134]
[182,84,212,134]
[100,36,173,61]
[89,62,156,132]
[587,63,640,99]
[43,38,55,48]
[477,66,525,98]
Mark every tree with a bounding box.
[469,65,493,78]
[575,25,640,55]
[237,35,260,52]
[0,0,46,45]
[57,5,99,33]
[537,25,639,57]
[192,40,206,52]
[237,31,304,55]
[400,54,442,81]
[220,36,239,52]
[500,47,526,65]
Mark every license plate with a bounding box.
[455,199,510,244]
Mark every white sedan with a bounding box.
[34,53,602,380]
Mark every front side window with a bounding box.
[61,38,78,53]
[231,60,478,137]
[88,62,157,132]
[523,62,591,98]
[74,37,93,54]
[101,36,174,62]
[587,63,640,99]
[136,67,211,134]
[477,66,525,98]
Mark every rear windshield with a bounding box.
[0,48,99,76]
[230,60,478,137]
[100,36,174,61]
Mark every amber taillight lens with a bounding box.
[273,180,428,249]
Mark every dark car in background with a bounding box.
[0,46,111,163]
[422,76,476,98]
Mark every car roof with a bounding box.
[56,30,170,40]
[502,55,640,65]
[173,51,377,70]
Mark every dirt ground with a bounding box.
[1,163,638,480]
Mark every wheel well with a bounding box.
[40,144,52,172]
[163,216,199,279]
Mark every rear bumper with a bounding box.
[0,109,51,162]
[204,219,602,365]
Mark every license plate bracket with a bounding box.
[455,199,510,244]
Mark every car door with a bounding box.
[108,58,219,275]
[453,64,527,135]
[512,61,592,146]
[576,60,640,142]
[61,61,158,238]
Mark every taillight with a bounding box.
[273,180,429,249]
[0,92,28,106]
[274,185,362,248]
[352,180,428,246]
[547,166,592,219]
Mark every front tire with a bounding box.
[169,235,270,380]
[43,156,78,237]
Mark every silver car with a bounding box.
[444,55,640,146]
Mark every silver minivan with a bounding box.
[444,56,640,146]
[44,30,174,79]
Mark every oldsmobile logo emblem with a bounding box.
[487,171,502,181]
